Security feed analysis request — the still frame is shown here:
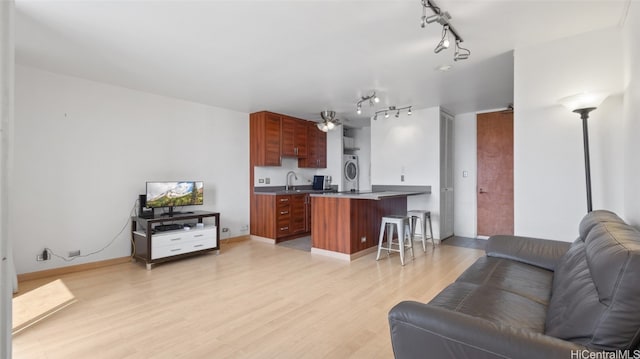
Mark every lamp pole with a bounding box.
[573,107,596,213]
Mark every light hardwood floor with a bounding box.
[13,237,484,358]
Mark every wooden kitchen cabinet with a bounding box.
[281,116,307,158]
[252,193,309,242]
[250,111,282,166]
[298,122,327,168]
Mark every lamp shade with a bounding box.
[558,91,609,111]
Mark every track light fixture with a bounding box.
[372,106,413,121]
[454,39,471,61]
[434,25,450,53]
[421,0,470,61]
[355,91,380,115]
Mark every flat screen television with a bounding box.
[146,181,203,216]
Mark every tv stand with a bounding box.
[131,210,220,270]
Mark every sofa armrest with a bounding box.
[389,301,587,359]
[486,235,571,271]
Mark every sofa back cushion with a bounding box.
[578,209,624,240]
[545,221,640,350]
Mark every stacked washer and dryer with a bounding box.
[343,154,359,192]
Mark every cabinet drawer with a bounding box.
[153,228,216,248]
[152,236,217,260]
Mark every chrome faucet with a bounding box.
[285,171,298,191]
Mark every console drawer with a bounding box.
[152,236,217,260]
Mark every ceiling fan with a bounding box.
[317,110,342,132]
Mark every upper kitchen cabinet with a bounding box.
[281,116,307,158]
[299,121,327,168]
[250,111,282,166]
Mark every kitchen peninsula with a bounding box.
[310,186,430,260]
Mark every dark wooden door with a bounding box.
[477,110,514,236]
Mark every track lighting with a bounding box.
[454,39,471,61]
[421,0,470,61]
[372,106,412,120]
[434,25,450,54]
[355,91,380,115]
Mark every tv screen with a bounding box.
[146,181,203,209]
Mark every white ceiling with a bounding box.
[14,0,628,126]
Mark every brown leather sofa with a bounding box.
[388,210,640,359]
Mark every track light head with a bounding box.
[408,107,412,115]
[425,14,441,24]
[356,104,362,115]
[453,39,471,61]
[434,25,450,53]
[384,111,389,119]
[374,95,380,103]
[395,111,400,118]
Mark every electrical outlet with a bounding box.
[240,225,249,231]
[401,175,405,182]
[463,170,468,178]
[265,178,270,184]
[258,178,265,183]
[69,250,81,257]
[36,249,49,261]
[222,227,229,232]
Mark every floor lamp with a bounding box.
[559,91,609,213]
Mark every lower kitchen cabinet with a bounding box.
[252,193,310,242]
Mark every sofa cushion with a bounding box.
[456,256,553,305]
[578,209,624,240]
[429,282,548,333]
[545,222,640,350]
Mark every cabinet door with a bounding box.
[281,117,307,158]
[299,123,326,168]
[281,116,297,157]
[305,194,311,233]
[315,129,327,168]
[289,194,306,234]
[250,112,281,166]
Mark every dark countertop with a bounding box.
[254,185,338,195]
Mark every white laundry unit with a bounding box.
[343,155,359,192]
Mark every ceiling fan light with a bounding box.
[327,121,336,130]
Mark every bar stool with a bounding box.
[376,215,414,265]
[408,210,435,252]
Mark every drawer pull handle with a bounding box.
[170,238,181,241]
[194,244,204,248]
[194,234,204,238]
[280,198,289,202]
[170,248,181,252]
[280,211,289,215]
[280,226,289,231]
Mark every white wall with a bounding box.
[371,107,442,238]
[12,65,249,274]
[623,2,640,227]
[453,111,477,238]
[513,27,624,241]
